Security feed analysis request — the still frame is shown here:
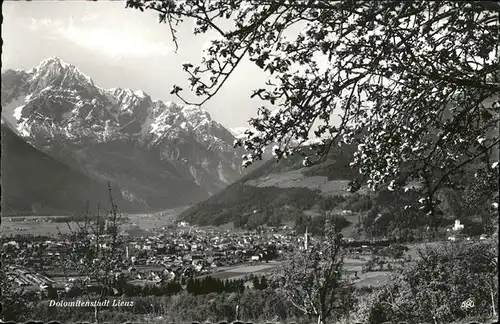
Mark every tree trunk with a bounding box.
[491,284,497,318]
[94,305,98,324]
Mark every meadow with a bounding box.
[245,169,355,197]
[195,257,394,288]
[196,262,283,280]
[1,217,81,236]
[0,206,186,237]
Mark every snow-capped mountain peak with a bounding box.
[30,57,74,78]
[1,58,246,210]
[134,89,147,98]
[181,105,211,123]
[27,56,96,95]
[33,56,71,70]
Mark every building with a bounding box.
[453,219,464,232]
[304,227,308,251]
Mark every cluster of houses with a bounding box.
[2,219,491,291]
[1,225,302,289]
[3,264,56,289]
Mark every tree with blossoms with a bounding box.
[126,0,500,219]
[369,235,498,323]
[270,218,354,324]
[58,183,126,323]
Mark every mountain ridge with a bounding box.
[1,57,247,212]
[179,144,361,229]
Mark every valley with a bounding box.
[2,0,499,322]
[1,54,497,324]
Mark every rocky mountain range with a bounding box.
[1,57,247,213]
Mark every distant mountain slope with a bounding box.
[179,145,361,229]
[0,121,137,215]
[180,141,496,238]
[1,57,247,211]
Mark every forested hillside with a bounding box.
[181,143,498,238]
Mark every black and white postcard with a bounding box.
[1,1,499,323]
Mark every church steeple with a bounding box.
[304,226,308,251]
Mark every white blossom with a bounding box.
[387,180,395,191]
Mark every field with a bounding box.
[245,168,369,196]
[122,214,172,233]
[0,207,187,237]
[353,271,392,287]
[1,217,82,236]
[196,257,394,288]
[342,257,391,288]
[343,241,446,288]
[196,262,283,280]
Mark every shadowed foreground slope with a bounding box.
[1,122,138,215]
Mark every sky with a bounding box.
[1,1,268,130]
